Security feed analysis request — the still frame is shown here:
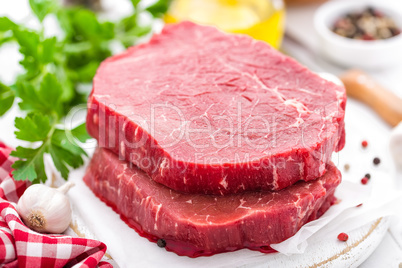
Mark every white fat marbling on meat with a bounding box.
[298,162,304,178]
[270,86,286,102]
[318,124,327,140]
[154,204,162,230]
[323,111,339,121]
[216,56,289,103]
[297,88,321,96]
[219,175,228,189]
[289,117,304,128]
[93,94,111,99]
[140,196,151,206]
[159,158,169,176]
[116,164,127,179]
[284,99,310,115]
[269,159,279,190]
[238,184,245,190]
[237,198,251,210]
[319,161,326,174]
[205,215,213,225]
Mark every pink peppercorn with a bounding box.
[338,233,349,242]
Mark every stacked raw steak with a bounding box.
[84,22,346,257]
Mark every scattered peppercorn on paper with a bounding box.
[0,142,111,268]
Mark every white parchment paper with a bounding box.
[271,177,402,255]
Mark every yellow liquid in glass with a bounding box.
[164,0,285,49]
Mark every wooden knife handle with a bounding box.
[339,69,402,127]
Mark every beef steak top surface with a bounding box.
[87,21,346,195]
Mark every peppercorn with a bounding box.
[361,140,368,148]
[361,177,369,185]
[364,173,371,179]
[337,232,349,242]
[344,164,350,171]
[332,7,400,40]
[373,157,381,165]
[157,239,166,248]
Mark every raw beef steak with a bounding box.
[87,22,346,195]
[84,147,341,257]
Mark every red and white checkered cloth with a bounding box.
[0,142,112,268]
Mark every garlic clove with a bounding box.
[17,182,74,234]
[57,181,75,194]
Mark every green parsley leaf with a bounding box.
[119,24,152,48]
[13,29,41,79]
[15,82,44,111]
[48,145,73,180]
[0,17,18,32]
[72,9,114,40]
[74,61,100,83]
[52,128,87,157]
[13,29,40,59]
[38,73,63,115]
[145,0,171,17]
[71,123,91,143]
[11,146,46,183]
[14,114,52,142]
[54,144,84,169]
[0,34,13,46]
[29,0,56,22]
[16,73,63,116]
[14,113,52,142]
[0,83,15,116]
[131,0,141,6]
[49,129,87,180]
[40,37,57,63]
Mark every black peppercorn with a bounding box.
[367,7,376,16]
[157,239,166,248]
[332,7,400,40]
[373,157,381,165]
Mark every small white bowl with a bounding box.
[314,1,402,69]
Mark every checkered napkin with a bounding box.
[0,142,112,268]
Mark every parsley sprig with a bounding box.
[0,0,170,183]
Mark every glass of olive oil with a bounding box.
[164,0,285,49]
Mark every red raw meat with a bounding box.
[84,147,341,257]
[87,22,346,195]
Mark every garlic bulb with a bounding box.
[17,182,74,234]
